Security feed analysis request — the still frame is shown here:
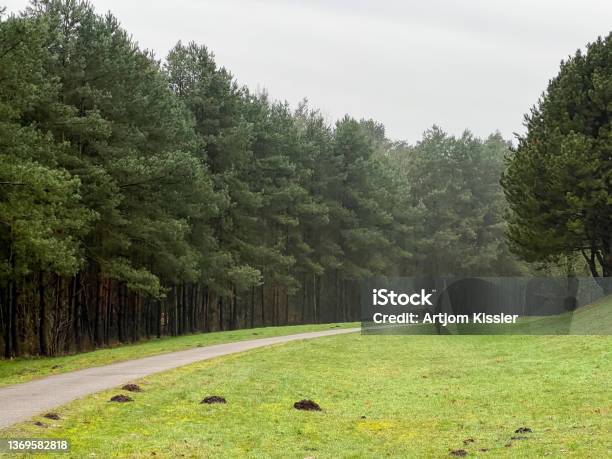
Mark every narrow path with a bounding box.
[0,327,359,429]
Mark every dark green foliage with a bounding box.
[0,0,542,357]
[400,127,522,276]
[502,33,612,289]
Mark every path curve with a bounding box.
[0,327,359,429]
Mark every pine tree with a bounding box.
[502,33,612,291]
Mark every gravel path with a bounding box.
[0,327,359,429]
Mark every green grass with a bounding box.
[0,323,357,387]
[2,333,610,458]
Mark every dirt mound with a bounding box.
[34,421,48,427]
[43,412,61,420]
[293,399,321,411]
[515,427,532,433]
[463,438,475,445]
[121,384,143,392]
[201,396,227,404]
[449,449,468,457]
[110,394,133,402]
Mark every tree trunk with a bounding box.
[172,285,178,336]
[52,276,62,355]
[250,286,255,328]
[118,283,125,342]
[38,272,49,356]
[73,275,82,351]
[582,246,612,295]
[82,286,93,346]
[156,299,162,338]
[272,286,277,326]
[301,276,307,323]
[315,274,321,323]
[335,270,340,322]
[181,283,187,334]
[10,280,18,357]
[105,280,112,345]
[192,286,197,332]
[131,294,138,342]
[219,296,224,331]
[94,272,102,346]
[261,284,265,326]
[285,293,289,325]
[144,297,150,339]
[3,284,12,358]
[203,286,210,332]
[231,285,237,330]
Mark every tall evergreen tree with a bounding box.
[502,33,612,290]
[166,42,261,329]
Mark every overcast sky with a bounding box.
[4,0,612,142]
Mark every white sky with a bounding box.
[3,0,612,142]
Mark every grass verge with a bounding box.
[0,323,357,387]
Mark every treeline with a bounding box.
[0,1,520,357]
